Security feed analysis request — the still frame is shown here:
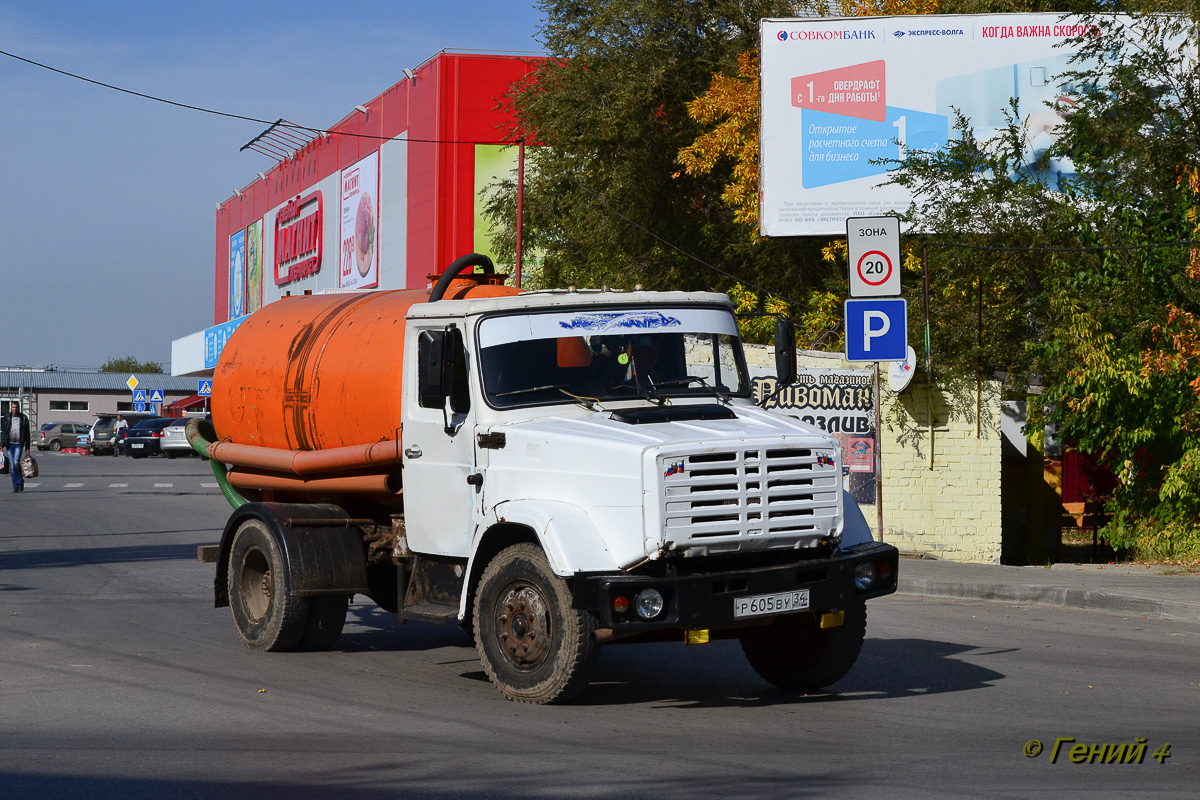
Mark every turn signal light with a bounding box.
[685,629,710,646]
[612,595,630,614]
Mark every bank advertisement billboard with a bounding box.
[759,13,1106,236]
[340,152,379,289]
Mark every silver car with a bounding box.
[159,418,197,458]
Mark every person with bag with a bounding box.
[2,400,32,493]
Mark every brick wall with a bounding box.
[747,346,1003,564]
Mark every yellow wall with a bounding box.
[747,346,1003,564]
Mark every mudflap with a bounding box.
[214,502,370,607]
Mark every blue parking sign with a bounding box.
[844,298,908,362]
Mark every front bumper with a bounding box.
[572,541,898,632]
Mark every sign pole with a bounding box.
[873,362,884,542]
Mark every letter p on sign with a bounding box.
[863,310,891,352]
[845,298,907,362]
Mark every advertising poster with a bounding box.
[474,144,518,266]
[340,152,379,289]
[760,14,1112,236]
[751,368,877,504]
[228,229,245,318]
[245,219,263,313]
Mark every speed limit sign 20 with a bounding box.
[847,216,900,297]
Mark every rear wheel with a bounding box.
[298,595,349,650]
[474,543,600,704]
[49,440,62,452]
[228,519,309,652]
[739,602,867,691]
[165,451,178,459]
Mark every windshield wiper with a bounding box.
[493,383,569,398]
[646,375,731,404]
[608,383,667,406]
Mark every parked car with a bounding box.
[159,418,197,458]
[114,426,133,456]
[90,413,155,455]
[37,422,94,452]
[124,417,175,458]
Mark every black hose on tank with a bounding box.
[429,253,495,302]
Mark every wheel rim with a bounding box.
[493,580,552,671]
[238,547,272,622]
[50,441,62,451]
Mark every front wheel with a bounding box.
[474,543,600,704]
[228,519,310,652]
[739,601,867,691]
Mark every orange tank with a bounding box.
[212,273,520,452]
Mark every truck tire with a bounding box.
[298,594,349,651]
[228,519,309,652]
[473,543,600,704]
[739,601,867,692]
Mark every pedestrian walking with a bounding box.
[2,401,32,493]
[112,414,128,456]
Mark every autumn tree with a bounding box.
[482,0,829,305]
[889,11,1200,557]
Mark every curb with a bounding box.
[898,576,1200,623]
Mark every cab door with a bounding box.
[401,320,478,557]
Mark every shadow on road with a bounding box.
[0,542,203,570]
[567,636,1006,708]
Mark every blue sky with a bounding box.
[0,1,544,370]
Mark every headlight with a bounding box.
[854,562,876,592]
[635,589,664,619]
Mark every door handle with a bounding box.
[404,446,422,459]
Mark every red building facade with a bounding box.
[212,52,535,325]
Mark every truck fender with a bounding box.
[458,500,622,619]
[214,502,370,608]
[486,499,621,577]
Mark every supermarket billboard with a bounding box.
[759,14,1106,236]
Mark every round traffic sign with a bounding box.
[856,250,893,287]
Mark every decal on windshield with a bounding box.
[558,311,682,332]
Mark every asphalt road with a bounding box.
[1,452,1196,798]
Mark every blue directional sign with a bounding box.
[134,401,147,412]
[132,389,147,402]
[198,380,213,397]
[148,389,164,403]
[844,298,908,362]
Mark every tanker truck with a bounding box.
[192,253,898,703]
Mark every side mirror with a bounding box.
[774,317,796,387]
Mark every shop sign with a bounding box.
[275,191,323,285]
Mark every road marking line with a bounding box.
[200,483,218,488]
[154,483,173,488]
[24,483,40,488]
[110,483,128,488]
[64,483,84,488]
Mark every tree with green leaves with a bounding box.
[483,0,830,308]
[886,10,1200,558]
[100,356,163,374]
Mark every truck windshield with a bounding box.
[478,306,751,408]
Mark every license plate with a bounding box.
[733,589,810,619]
[132,443,144,449]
